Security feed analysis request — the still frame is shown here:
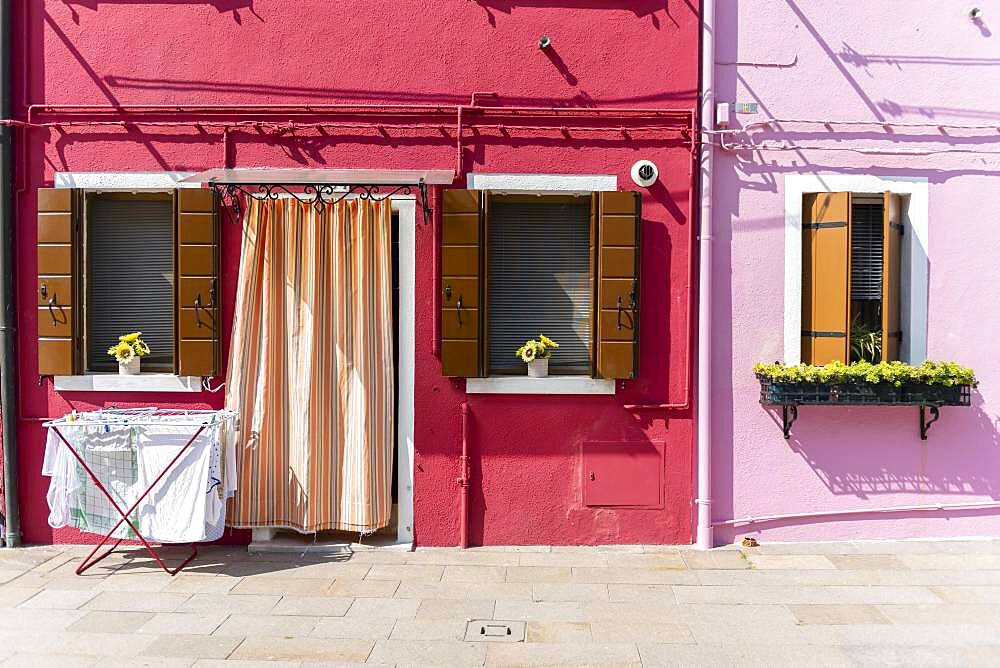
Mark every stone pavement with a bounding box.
[3,539,1000,666]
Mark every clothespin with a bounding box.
[70,409,77,422]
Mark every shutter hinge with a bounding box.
[803,221,848,230]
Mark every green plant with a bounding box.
[850,314,882,363]
[753,360,977,388]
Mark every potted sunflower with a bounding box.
[515,334,559,378]
[108,332,150,375]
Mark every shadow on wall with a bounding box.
[761,392,1000,500]
[59,0,260,24]
[468,0,693,29]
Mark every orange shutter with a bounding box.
[176,188,220,376]
[882,192,903,362]
[801,192,851,365]
[440,189,483,377]
[595,191,641,379]
[37,188,78,376]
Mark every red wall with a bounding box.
[10,1,698,546]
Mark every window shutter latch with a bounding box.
[456,295,464,328]
[194,293,205,328]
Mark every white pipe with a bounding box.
[695,0,716,550]
[715,500,1000,527]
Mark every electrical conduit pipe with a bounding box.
[458,402,470,549]
[696,0,717,550]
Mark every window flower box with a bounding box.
[754,361,975,440]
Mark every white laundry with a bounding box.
[42,409,239,545]
[135,424,215,543]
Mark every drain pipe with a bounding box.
[0,0,20,548]
[458,402,470,549]
[695,0,716,550]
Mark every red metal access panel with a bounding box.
[582,441,664,508]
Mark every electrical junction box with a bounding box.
[582,441,664,508]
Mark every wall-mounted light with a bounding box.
[538,36,552,50]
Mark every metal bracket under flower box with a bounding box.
[756,375,972,440]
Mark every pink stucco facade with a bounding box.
[712,1,1000,543]
[5,2,699,546]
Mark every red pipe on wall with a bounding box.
[623,118,698,412]
[458,402,470,549]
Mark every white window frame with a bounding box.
[784,174,929,365]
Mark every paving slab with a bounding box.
[138,611,230,635]
[231,636,375,662]
[367,639,486,666]
[68,610,157,633]
[270,595,354,617]
[309,615,397,641]
[140,634,243,660]
[789,604,891,625]
[484,640,641,667]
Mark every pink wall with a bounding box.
[712,1,1000,543]
[9,1,699,545]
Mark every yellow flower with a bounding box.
[520,340,538,363]
[108,341,135,363]
[539,334,559,349]
[120,332,142,343]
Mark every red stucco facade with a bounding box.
[7,1,699,546]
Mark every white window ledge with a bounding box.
[466,376,615,395]
[54,374,203,393]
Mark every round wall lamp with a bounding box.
[631,160,659,188]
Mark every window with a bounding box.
[801,191,902,365]
[85,194,175,372]
[487,196,593,374]
[440,189,641,380]
[36,187,220,378]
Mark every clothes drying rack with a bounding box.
[43,408,233,576]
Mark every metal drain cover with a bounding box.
[464,619,526,642]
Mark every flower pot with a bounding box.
[118,357,140,375]
[527,358,549,378]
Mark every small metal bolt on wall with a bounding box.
[538,35,551,49]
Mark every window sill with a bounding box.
[53,374,203,393]
[465,376,615,395]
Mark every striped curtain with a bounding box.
[225,197,394,533]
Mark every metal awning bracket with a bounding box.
[182,168,453,226]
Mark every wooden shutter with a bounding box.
[176,188,220,376]
[440,189,483,377]
[37,188,78,376]
[801,192,851,365]
[882,192,903,362]
[595,191,641,379]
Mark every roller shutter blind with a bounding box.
[85,194,175,372]
[487,197,593,373]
